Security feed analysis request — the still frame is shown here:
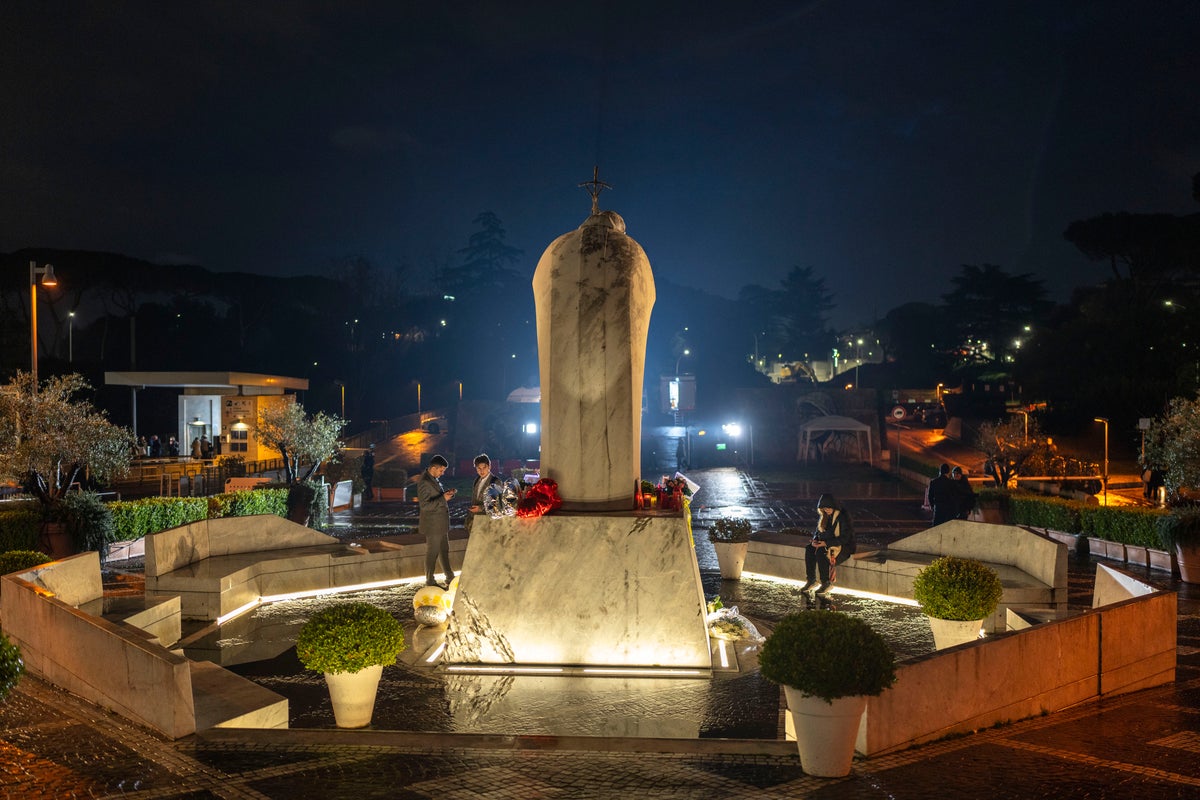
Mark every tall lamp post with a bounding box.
[855,338,863,387]
[68,311,75,362]
[1094,417,1109,506]
[29,261,58,390]
[1011,409,1029,442]
[673,349,691,425]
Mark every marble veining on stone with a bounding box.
[444,514,709,668]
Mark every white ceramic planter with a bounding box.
[713,540,749,580]
[784,687,867,777]
[324,664,384,728]
[926,616,983,650]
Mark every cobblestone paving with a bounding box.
[5,466,1200,799]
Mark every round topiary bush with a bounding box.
[758,611,896,702]
[295,602,406,675]
[708,517,752,543]
[0,633,24,701]
[912,556,1003,621]
[0,550,52,575]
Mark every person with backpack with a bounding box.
[801,493,856,596]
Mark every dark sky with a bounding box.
[4,1,1199,326]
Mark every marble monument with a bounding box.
[443,173,710,671]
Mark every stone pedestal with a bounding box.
[444,513,709,669]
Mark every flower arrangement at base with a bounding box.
[296,602,406,675]
[516,478,562,518]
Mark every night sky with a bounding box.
[4,1,1199,326]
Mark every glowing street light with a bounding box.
[29,261,58,390]
[1094,417,1109,506]
[68,311,75,362]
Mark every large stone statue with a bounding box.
[531,181,655,510]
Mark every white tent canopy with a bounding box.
[797,415,875,466]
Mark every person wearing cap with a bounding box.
[360,444,376,502]
[950,465,975,520]
[466,453,501,533]
[927,463,955,526]
[418,454,457,588]
[801,493,856,596]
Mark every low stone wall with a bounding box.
[1,551,288,739]
[858,587,1177,755]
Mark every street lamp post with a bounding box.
[1094,417,1109,506]
[29,261,58,390]
[68,311,74,362]
[1011,409,1029,442]
[855,338,863,387]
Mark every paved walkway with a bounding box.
[3,467,1198,799]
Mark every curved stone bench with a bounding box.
[144,514,466,621]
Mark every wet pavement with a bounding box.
[3,466,1200,798]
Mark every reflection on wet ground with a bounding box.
[214,561,935,740]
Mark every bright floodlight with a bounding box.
[722,422,743,437]
[523,422,538,434]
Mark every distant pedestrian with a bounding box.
[927,463,955,526]
[167,436,180,457]
[148,435,161,458]
[950,466,975,520]
[200,436,213,459]
[360,444,376,502]
[191,437,202,459]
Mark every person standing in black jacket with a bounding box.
[927,463,955,526]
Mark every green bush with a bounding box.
[54,492,115,563]
[208,488,289,519]
[708,517,752,543]
[1079,505,1163,548]
[295,602,406,675]
[1156,507,1200,551]
[109,497,208,541]
[912,556,1003,621]
[0,633,23,701]
[0,550,51,575]
[0,503,42,553]
[1008,493,1080,532]
[758,612,896,702]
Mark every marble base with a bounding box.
[444,513,710,669]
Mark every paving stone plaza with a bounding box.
[2,467,1199,799]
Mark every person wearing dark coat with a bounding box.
[927,463,955,526]
[418,455,457,588]
[360,445,376,502]
[801,494,855,596]
[950,466,975,520]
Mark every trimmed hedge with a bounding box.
[991,491,1165,549]
[0,502,42,553]
[108,497,209,542]
[207,488,289,519]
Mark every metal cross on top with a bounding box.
[578,166,612,215]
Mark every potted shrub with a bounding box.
[1156,508,1200,583]
[55,491,116,564]
[0,633,23,702]
[758,611,896,777]
[295,602,406,728]
[912,556,1003,649]
[708,517,752,580]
